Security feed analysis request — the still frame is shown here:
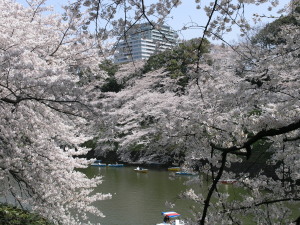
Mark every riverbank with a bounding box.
[84,148,281,180]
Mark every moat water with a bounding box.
[82,165,203,225]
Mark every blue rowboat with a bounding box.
[91,160,107,167]
[162,212,181,218]
[108,163,124,167]
[156,211,185,225]
[175,171,197,176]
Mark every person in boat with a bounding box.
[163,215,170,223]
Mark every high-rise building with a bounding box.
[114,23,178,64]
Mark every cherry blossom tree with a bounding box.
[97,36,299,225]
[92,1,300,224]
[2,0,299,224]
[0,0,111,224]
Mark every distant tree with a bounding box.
[94,10,300,225]
[252,12,300,48]
[98,60,124,92]
[99,59,119,76]
[143,38,210,78]
[101,77,124,92]
[141,38,210,92]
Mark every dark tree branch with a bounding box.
[199,152,227,225]
[226,198,300,212]
[1,93,93,118]
[1,95,84,106]
[29,0,45,22]
[211,120,300,155]
[195,0,218,73]
[198,120,300,224]
[95,0,100,33]
[284,135,300,142]
[49,21,71,56]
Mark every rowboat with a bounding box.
[168,167,181,171]
[134,167,148,173]
[175,171,197,176]
[108,163,124,167]
[91,163,107,167]
[220,179,237,184]
[91,160,107,167]
[156,211,185,225]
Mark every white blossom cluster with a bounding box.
[1,0,299,224]
[96,15,300,224]
[0,0,110,224]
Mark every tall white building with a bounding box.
[114,23,178,64]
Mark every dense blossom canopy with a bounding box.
[0,0,110,224]
[1,0,299,224]
[95,13,300,225]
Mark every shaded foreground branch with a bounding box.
[198,152,228,225]
[211,119,300,156]
[226,198,300,212]
[198,120,300,224]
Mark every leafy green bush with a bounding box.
[99,59,119,76]
[100,77,124,92]
[0,204,53,225]
[98,59,124,93]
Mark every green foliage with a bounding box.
[80,138,98,149]
[252,14,300,48]
[99,59,119,76]
[143,38,210,81]
[101,77,124,93]
[176,76,190,88]
[248,139,273,163]
[142,52,166,73]
[0,204,53,225]
[128,143,145,152]
[139,115,157,128]
[98,59,124,92]
[248,108,262,116]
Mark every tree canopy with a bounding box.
[252,14,300,48]
[94,6,300,225]
[143,38,210,77]
[1,0,299,224]
[0,0,110,224]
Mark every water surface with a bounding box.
[83,166,200,225]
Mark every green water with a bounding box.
[82,166,201,225]
[80,166,299,225]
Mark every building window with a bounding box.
[114,23,177,63]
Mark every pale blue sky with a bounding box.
[165,0,291,43]
[16,0,291,43]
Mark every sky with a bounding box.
[165,0,291,43]
[16,0,291,43]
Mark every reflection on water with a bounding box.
[81,166,201,225]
